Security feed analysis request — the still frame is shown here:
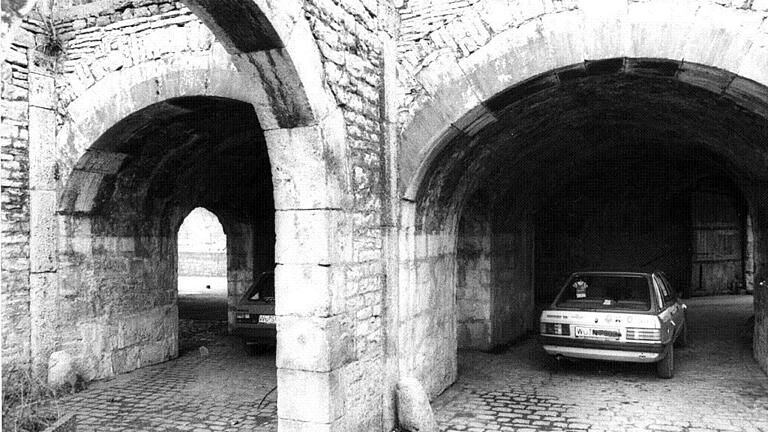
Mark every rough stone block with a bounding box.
[264,124,343,210]
[30,271,58,373]
[277,314,354,372]
[235,47,317,129]
[274,264,345,317]
[277,419,333,432]
[29,190,57,272]
[725,76,768,119]
[677,61,734,94]
[28,73,54,109]
[416,49,482,121]
[277,368,343,423]
[679,5,760,73]
[28,106,56,189]
[397,377,438,432]
[205,66,280,131]
[58,170,105,214]
[736,42,768,88]
[274,209,349,265]
[47,351,77,388]
[400,107,453,190]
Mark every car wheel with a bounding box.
[656,345,674,379]
[674,322,687,348]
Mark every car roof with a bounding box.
[569,270,655,277]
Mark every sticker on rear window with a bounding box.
[574,280,588,298]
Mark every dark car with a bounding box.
[232,271,276,353]
[539,271,687,378]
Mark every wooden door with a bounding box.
[690,191,744,296]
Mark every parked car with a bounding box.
[539,271,687,378]
[232,271,276,353]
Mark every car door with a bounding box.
[653,273,680,342]
[658,273,684,337]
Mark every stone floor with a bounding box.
[53,295,767,431]
[434,295,768,432]
[58,322,277,432]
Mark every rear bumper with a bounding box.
[540,335,665,363]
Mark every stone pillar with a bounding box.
[274,208,353,432]
[380,2,401,428]
[267,123,355,431]
[27,50,59,375]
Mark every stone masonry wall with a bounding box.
[456,191,492,350]
[53,0,215,172]
[37,0,216,380]
[1,14,42,383]
[491,213,535,345]
[395,0,768,128]
[302,1,390,428]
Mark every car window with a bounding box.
[248,273,275,301]
[659,273,676,300]
[653,274,674,306]
[555,274,652,311]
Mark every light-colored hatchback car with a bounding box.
[232,271,276,354]
[539,271,687,378]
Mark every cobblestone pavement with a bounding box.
[57,320,277,432]
[434,295,768,432]
[54,296,765,431]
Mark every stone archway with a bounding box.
[35,2,352,429]
[393,3,768,399]
[399,2,768,194]
[398,57,768,398]
[55,95,273,376]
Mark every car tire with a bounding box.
[656,345,674,379]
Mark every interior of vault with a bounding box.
[435,74,767,351]
[56,96,275,378]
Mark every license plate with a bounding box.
[258,315,276,324]
[575,327,621,339]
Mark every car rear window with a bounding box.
[555,274,651,311]
[247,273,275,302]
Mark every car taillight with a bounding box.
[625,328,660,341]
[236,312,258,323]
[540,323,570,336]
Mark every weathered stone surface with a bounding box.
[277,368,343,423]
[397,377,438,432]
[28,106,56,189]
[47,350,76,388]
[29,190,57,272]
[276,314,354,372]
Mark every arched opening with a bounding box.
[176,207,228,353]
[57,95,276,382]
[401,59,768,398]
[177,207,227,297]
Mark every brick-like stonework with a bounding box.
[395,0,768,129]
[300,2,389,428]
[1,14,45,384]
